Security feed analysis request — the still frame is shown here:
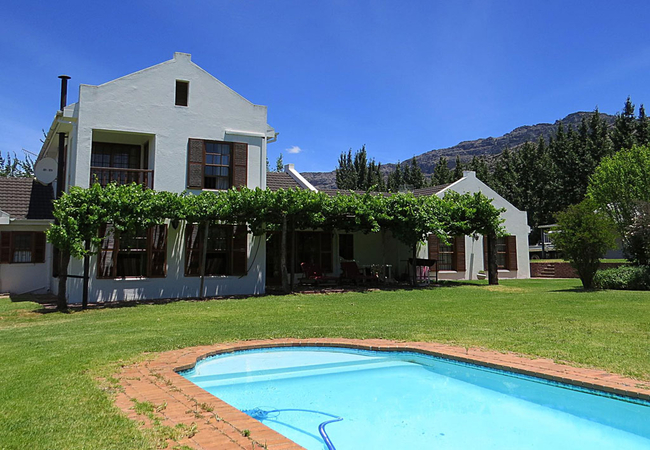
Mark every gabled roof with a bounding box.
[0,178,54,220]
[412,182,455,197]
[266,172,300,191]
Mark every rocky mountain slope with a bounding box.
[302,111,615,189]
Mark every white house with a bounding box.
[4,53,529,300]
[35,52,276,302]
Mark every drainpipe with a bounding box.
[56,75,70,199]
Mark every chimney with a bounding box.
[58,75,71,112]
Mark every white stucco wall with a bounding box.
[431,171,531,280]
[0,222,53,295]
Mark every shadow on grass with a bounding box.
[25,280,491,314]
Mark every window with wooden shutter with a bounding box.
[0,232,11,264]
[428,235,439,266]
[184,223,249,276]
[454,236,466,272]
[184,223,203,276]
[34,232,46,264]
[97,224,167,278]
[0,232,46,264]
[187,139,248,190]
[187,139,205,189]
[148,225,168,277]
[506,235,518,271]
[232,224,248,276]
[232,142,248,189]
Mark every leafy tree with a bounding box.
[588,144,650,261]
[626,201,650,265]
[551,198,617,289]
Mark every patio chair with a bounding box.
[340,261,378,285]
[300,262,338,286]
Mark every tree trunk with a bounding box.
[82,241,90,310]
[57,250,70,311]
[290,219,296,292]
[487,233,499,285]
[281,215,289,293]
[199,221,209,299]
[411,243,419,286]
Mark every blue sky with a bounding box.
[2,1,650,172]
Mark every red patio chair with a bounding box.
[340,261,378,285]
[300,262,338,286]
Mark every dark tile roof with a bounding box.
[0,178,54,220]
[266,172,301,191]
[412,183,455,197]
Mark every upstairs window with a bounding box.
[187,139,248,190]
[175,80,189,106]
[0,232,46,264]
[204,142,231,190]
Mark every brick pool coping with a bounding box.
[113,339,650,449]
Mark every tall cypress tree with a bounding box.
[453,155,464,181]
[406,157,425,189]
[432,156,452,185]
[612,97,637,152]
[636,104,650,146]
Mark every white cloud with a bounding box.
[286,146,302,154]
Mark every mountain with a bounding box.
[301,111,616,189]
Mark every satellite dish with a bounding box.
[35,158,58,185]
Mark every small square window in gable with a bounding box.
[175,80,189,106]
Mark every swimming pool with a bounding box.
[181,347,650,449]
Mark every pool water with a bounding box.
[181,347,650,449]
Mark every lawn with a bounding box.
[1,279,649,449]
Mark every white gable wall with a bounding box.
[71,52,268,192]
[433,171,530,280]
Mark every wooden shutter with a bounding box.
[232,224,248,276]
[0,232,11,264]
[98,224,116,278]
[34,232,46,264]
[454,236,466,272]
[483,236,488,271]
[427,235,439,263]
[506,235,518,270]
[148,225,167,277]
[187,139,205,189]
[184,223,202,276]
[232,142,248,189]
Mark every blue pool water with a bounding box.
[181,347,650,449]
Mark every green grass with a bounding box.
[1,279,649,449]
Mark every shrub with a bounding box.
[593,265,650,290]
[551,198,618,289]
